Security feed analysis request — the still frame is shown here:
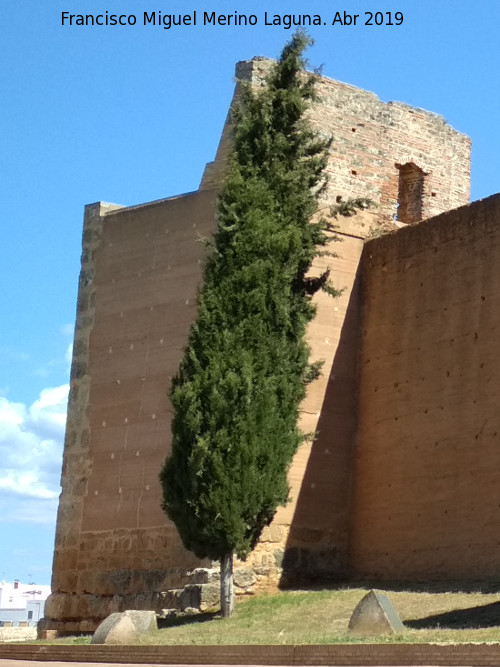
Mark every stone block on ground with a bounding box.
[348,589,405,636]
[160,588,183,610]
[199,582,220,611]
[91,609,158,644]
[179,582,220,612]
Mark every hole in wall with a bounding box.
[395,162,426,223]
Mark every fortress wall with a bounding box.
[46,191,217,633]
[244,228,365,585]
[78,191,218,571]
[45,179,366,633]
[350,193,500,580]
[201,59,471,229]
[310,74,470,226]
[274,231,364,583]
[46,62,473,632]
[46,196,368,633]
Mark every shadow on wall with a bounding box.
[279,270,362,588]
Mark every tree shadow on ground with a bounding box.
[346,579,500,594]
[406,601,500,630]
[157,610,219,629]
[280,579,500,595]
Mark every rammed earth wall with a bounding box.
[44,192,218,636]
[44,60,472,634]
[351,193,500,580]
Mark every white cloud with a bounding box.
[61,324,75,337]
[65,343,73,367]
[0,385,68,523]
[0,347,30,363]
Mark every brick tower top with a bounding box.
[200,57,471,236]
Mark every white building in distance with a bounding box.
[0,581,51,625]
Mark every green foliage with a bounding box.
[160,32,337,562]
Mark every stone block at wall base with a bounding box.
[38,616,99,638]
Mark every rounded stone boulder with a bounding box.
[91,609,158,644]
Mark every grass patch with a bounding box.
[37,587,500,646]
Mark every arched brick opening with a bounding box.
[396,162,425,223]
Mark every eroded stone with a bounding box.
[91,609,158,645]
[348,590,404,636]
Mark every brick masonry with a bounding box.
[201,58,471,229]
[6,642,500,666]
[44,59,473,633]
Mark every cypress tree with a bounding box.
[160,32,369,617]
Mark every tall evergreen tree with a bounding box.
[160,32,368,617]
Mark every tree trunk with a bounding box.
[220,552,234,618]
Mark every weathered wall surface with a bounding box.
[350,193,500,580]
[45,201,367,634]
[218,58,470,583]
[46,61,473,633]
[275,230,363,584]
[245,225,365,586]
[45,191,217,634]
[201,58,471,229]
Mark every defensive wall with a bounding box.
[201,58,470,227]
[43,58,472,634]
[351,192,500,580]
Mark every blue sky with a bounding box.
[1,0,499,585]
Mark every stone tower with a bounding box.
[42,58,470,635]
